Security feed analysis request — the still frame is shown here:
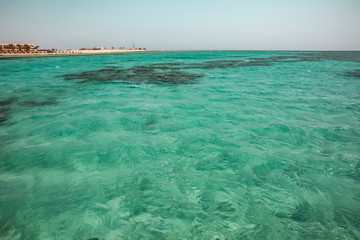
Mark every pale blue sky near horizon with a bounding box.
[1,0,360,50]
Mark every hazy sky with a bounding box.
[1,0,360,50]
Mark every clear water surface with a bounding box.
[0,51,359,239]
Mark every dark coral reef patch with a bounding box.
[60,52,360,85]
[0,98,17,123]
[62,65,204,85]
[343,70,360,79]
[22,100,58,107]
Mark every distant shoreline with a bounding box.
[0,49,148,57]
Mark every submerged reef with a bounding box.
[343,69,360,79]
[299,51,360,62]
[199,59,272,68]
[0,98,17,123]
[0,98,59,124]
[22,100,58,107]
[62,65,204,85]
[60,52,360,84]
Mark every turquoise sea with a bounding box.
[0,51,360,240]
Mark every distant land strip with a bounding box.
[0,43,148,56]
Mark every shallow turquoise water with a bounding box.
[0,52,360,239]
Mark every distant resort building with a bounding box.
[80,46,107,50]
[0,44,37,54]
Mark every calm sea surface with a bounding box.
[0,51,360,239]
